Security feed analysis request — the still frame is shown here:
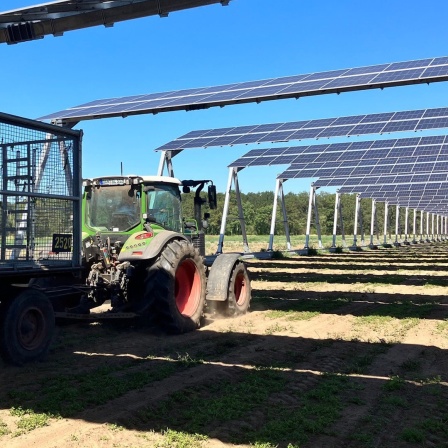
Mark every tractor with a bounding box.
[73,174,251,333]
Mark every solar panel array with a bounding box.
[40,56,448,123]
[227,134,448,214]
[229,134,448,173]
[339,184,448,212]
[157,106,448,151]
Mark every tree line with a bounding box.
[181,190,417,236]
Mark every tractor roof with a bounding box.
[85,175,182,186]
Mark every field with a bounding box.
[0,239,448,448]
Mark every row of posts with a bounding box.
[316,187,448,251]
[213,168,447,254]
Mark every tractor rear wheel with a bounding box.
[145,239,206,333]
[0,289,55,365]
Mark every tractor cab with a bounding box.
[83,175,182,234]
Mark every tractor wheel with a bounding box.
[0,289,55,365]
[145,239,206,333]
[226,261,251,316]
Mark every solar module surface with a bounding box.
[39,56,448,123]
[228,135,448,175]
[156,106,448,151]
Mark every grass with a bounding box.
[5,356,195,418]
[134,369,358,447]
[9,407,51,436]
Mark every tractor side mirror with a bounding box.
[208,185,217,210]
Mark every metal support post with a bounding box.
[420,210,424,242]
[351,193,360,249]
[394,204,400,246]
[404,207,409,244]
[383,201,389,246]
[436,214,439,241]
[369,198,376,248]
[339,194,347,247]
[304,184,315,249]
[331,190,340,248]
[431,213,435,241]
[268,178,281,251]
[313,188,323,249]
[280,181,292,250]
[426,212,430,242]
[412,209,417,243]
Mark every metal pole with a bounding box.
[268,178,281,251]
[304,184,314,249]
[313,189,323,249]
[370,198,376,247]
[426,212,430,242]
[394,204,400,246]
[352,193,360,248]
[436,214,439,241]
[383,201,389,245]
[279,181,291,250]
[420,210,424,242]
[431,213,435,241]
[412,208,417,243]
[332,191,340,248]
[339,194,347,247]
[404,207,409,243]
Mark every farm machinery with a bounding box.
[0,112,251,365]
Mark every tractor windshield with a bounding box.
[146,184,182,232]
[86,185,141,232]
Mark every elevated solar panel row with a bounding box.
[39,56,448,123]
[156,106,448,151]
[229,134,448,169]
[313,172,448,187]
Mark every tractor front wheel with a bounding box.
[226,261,251,316]
[145,239,206,333]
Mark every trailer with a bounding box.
[0,112,82,365]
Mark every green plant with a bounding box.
[383,375,405,391]
[401,427,425,443]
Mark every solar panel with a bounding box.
[338,184,448,211]
[0,0,231,45]
[156,106,448,151]
[314,172,448,188]
[228,134,448,170]
[39,56,448,124]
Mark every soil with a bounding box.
[1,244,447,448]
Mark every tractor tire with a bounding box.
[211,261,251,317]
[226,261,251,316]
[145,239,206,333]
[0,289,55,365]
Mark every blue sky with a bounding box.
[3,0,448,194]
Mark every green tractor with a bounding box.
[76,174,251,332]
